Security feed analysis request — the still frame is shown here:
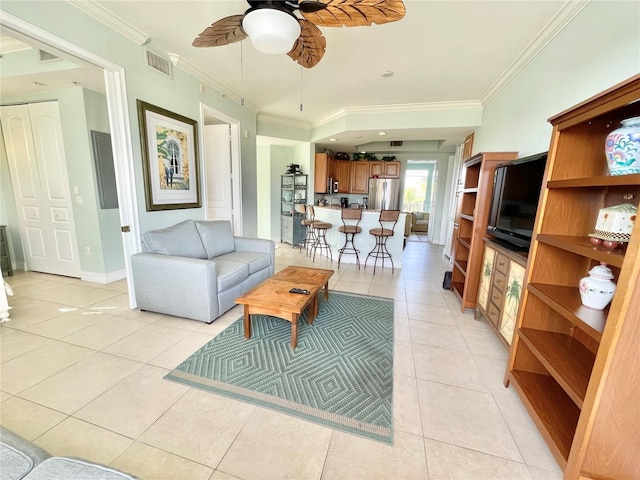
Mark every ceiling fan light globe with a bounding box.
[242,9,301,55]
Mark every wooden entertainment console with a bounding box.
[477,239,527,348]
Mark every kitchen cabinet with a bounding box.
[370,161,400,178]
[334,160,351,193]
[350,161,370,194]
[477,239,526,347]
[505,74,640,479]
[281,174,307,246]
[314,153,334,193]
[462,132,475,161]
[450,151,517,311]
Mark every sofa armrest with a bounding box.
[234,237,275,275]
[131,253,220,322]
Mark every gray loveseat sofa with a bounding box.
[131,219,275,323]
[1,426,137,479]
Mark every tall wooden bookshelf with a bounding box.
[451,151,517,311]
[505,74,640,479]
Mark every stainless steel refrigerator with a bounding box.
[368,178,402,210]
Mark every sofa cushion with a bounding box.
[195,221,236,259]
[1,427,50,480]
[27,457,138,479]
[143,220,207,259]
[217,251,271,275]
[1,444,38,480]
[214,259,250,292]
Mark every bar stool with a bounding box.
[338,208,363,269]
[297,204,316,256]
[311,218,333,263]
[365,209,401,274]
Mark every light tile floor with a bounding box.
[0,241,562,480]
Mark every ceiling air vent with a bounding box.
[390,141,403,147]
[39,49,61,63]
[145,48,173,79]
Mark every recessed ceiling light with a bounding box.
[378,132,387,136]
[382,71,393,78]
[329,138,337,142]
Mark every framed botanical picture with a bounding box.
[137,100,201,211]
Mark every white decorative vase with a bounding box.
[579,263,616,310]
[605,116,640,175]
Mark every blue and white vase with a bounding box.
[605,116,640,176]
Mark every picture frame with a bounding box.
[137,99,201,211]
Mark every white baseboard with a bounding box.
[81,269,126,284]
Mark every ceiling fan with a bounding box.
[193,0,406,68]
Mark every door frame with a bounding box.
[200,103,243,235]
[1,12,141,307]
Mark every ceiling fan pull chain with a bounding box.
[299,65,304,112]
[240,41,245,106]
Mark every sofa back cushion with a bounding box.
[143,220,207,259]
[195,220,236,259]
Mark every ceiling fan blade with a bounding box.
[192,15,247,47]
[301,0,405,27]
[287,20,326,68]
[298,1,328,13]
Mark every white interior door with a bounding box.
[0,102,81,278]
[204,124,233,223]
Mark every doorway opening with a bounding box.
[1,13,139,306]
[402,160,437,239]
[200,104,243,235]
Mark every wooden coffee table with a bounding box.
[235,266,333,349]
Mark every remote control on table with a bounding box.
[289,288,310,295]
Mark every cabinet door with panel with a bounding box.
[370,161,400,178]
[477,239,527,346]
[334,160,351,193]
[477,244,496,313]
[350,161,370,193]
[314,153,334,193]
[499,259,525,345]
[383,161,400,178]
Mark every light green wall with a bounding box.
[256,144,271,239]
[473,0,640,156]
[1,0,260,237]
[83,89,125,274]
[256,142,312,242]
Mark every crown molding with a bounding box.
[313,100,484,128]
[66,0,150,46]
[168,54,260,114]
[257,114,312,130]
[481,0,590,105]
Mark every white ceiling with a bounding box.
[0,1,582,153]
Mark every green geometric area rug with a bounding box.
[165,291,394,444]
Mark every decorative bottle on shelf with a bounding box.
[578,262,617,310]
[605,116,640,175]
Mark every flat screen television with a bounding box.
[486,152,548,250]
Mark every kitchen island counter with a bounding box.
[312,207,406,268]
